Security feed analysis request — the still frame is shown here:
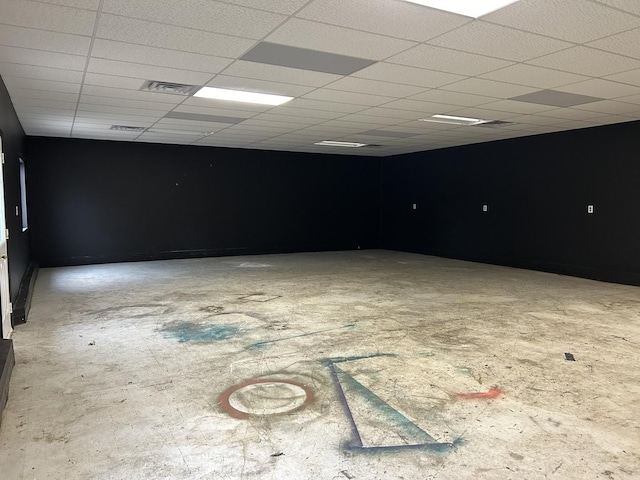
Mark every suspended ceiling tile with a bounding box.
[80,85,184,104]
[0,25,91,56]
[78,103,166,118]
[83,72,148,90]
[408,89,496,107]
[87,58,213,86]
[177,100,270,114]
[337,114,407,126]
[479,64,590,89]
[535,108,608,121]
[296,0,469,42]
[427,22,571,62]
[217,0,312,15]
[509,90,605,107]
[527,46,640,77]
[592,0,640,15]
[381,98,460,114]
[102,0,286,39]
[8,88,79,103]
[325,76,425,98]
[268,107,346,120]
[220,60,342,88]
[0,45,86,71]
[164,111,247,124]
[0,0,97,35]
[484,0,639,43]
[203,75,315,97]
[302,89,394,107]
[78,95,177,111]
[353,62,465,89]
[300,124,367,134]
[238,118,306,130]
[447,107,521,121]
[387,44,513,76]
[96,14,256,57]
[571,99,640,115]
[10,97,77,110]
[479,99,559,115]
[358,106,434,120]
[506,114,584,126]
[616,93,640,105]
[91,39,232,74]
[587,28,640,60]
[265,18,415,60]
[283,98,368,114]
[250,113,323,126]
[442,78,537,99]
[604,68,640,87]
[36,0,100,8]
[2,77,82,93]
[558,79,640,99]
[0,63,84,83]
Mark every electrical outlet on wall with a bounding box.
[587,205,594,214]
[482,204,488,212]
[412,203,417,210]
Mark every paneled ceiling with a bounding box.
[1,0,640,156]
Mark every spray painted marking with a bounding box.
[250,324,356,349]
[326,357,459,453]
[219,379,314,419]
[456,388,502,400]
[160,322,242,343]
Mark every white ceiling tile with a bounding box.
[506,114,589,126]
[14,105,76,115]
[237,118,305,130]
[250,113,322,126]
[479,64,589,89]
[87,58,213,86]
[2,77,81,93]
[587,28,640,60]
[427,22,571,62]
[0,63,84,83]
[78,95,176,111]
[479,99,559,115]
[91,39,232,74]
[302,89,394,107]
[218,1,311,15]
[604,69,640,87]
[0,0,97,35]
[571,100,640,115]
[592,0,640,15]
[78,103,166,118]
[324,77,425,98]
[102,0,286,39]
[11,97,77,110]
[178,99,270,114]
[34,0,100,9]
[352,62,465,89]
[337,114,406,126]
[8,88,79,103]
[534,108,607,121]
[284,98,368,114]
[615,93,640,105]
[441,78,537,99]
[265,18,415,60]
[296,0,469,42]
[408,89,496,107]
[484,0,639,43]
[357,107,431,120]
[448,107,523,120]
[0,45,86,70]
[152,119,228,131]
[266,107,345,120]
[387,45,513,76]
[527,46,640,77]
[81,85,184,104]
[0,25,91,56]
[220,60,341,87]
[96,14,256,57]
[204,75,314,97]
[83,72,150,90]
[591,114,639,124]
[558,79,640,99]
[381,98,460,114]
[74,111,161,123]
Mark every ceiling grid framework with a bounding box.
[0,0,639,156]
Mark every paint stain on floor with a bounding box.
[159,321,243,343]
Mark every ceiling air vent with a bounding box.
[474,120,517,128]
[140,80,199,96]
[110,125,147,132]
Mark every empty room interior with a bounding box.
[1,0,640,478]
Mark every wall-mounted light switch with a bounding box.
[482,204,488,212]
[587,205,594,214]
[412,203,417,210]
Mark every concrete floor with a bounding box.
[0,250,638,479]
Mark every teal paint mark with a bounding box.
[160,322,242,343]
[335,365,436,444]
[250,324,356,348]
[323,353,398,366]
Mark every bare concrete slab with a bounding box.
[0,251,638,479]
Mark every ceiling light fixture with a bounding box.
[194,87,293,106]
[314,141,368,148]
[402,0,520,18]
[419,114,489,126]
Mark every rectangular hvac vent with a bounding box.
[474,120,517,128]
[140,80,199,96]
[110,125,147,132]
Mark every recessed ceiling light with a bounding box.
[194,87,293,106]
[420,114,490,126]
[403,0,520,18]
[314,141,368,148]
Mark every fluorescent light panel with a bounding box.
[403,0,520,18]
[315,141,367,148]
[194,87,293,106]
[420,114,489,126]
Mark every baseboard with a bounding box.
[0,339,15,428]
[12,262,39,326]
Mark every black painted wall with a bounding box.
[381,120,640,286]
[27,137,381,267]
[0,77,29,318]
